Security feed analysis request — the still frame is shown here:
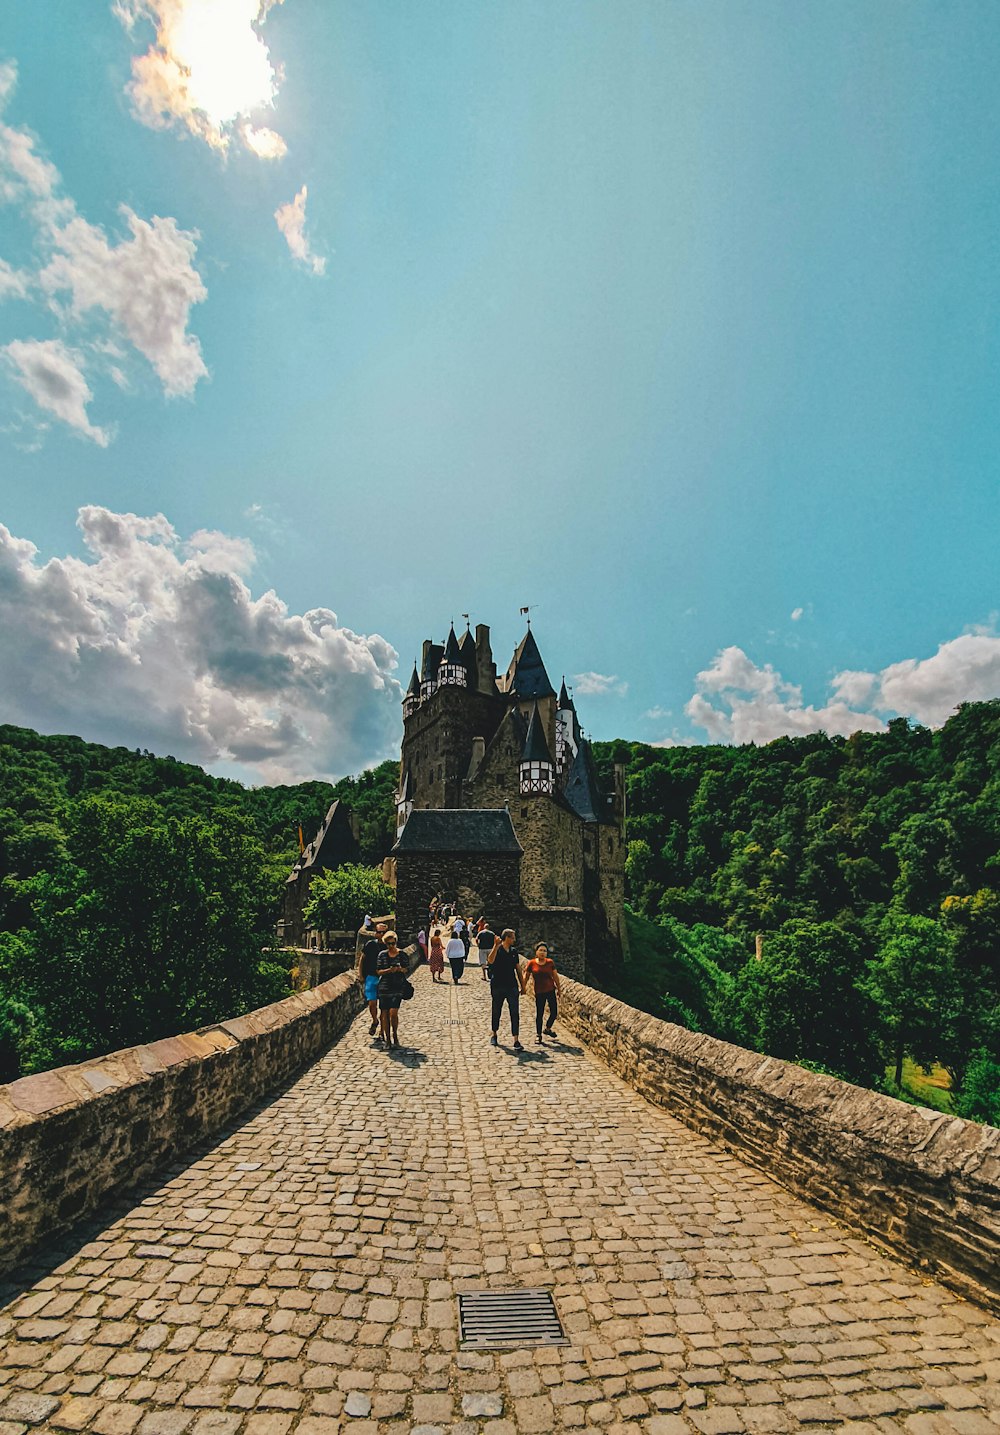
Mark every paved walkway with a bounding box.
[1,968,999,1435]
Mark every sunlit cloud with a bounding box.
[0,58,208,443]
[116,0,288,157]
[274,184,325,274]
[573,670,628,697]
[0,506,402,781]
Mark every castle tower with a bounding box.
[403,663,420,719]
[520,701,556,795]
[438,624,467,687]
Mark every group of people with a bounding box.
[425,914,492,984]
[357,917,562,1052]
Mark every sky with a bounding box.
[1,1,999,783]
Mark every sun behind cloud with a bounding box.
[115,0,288,157]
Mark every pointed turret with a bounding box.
[438,623,467,686]
[505,629,556,700]
[420,639,444,700]
[520,701,555,794]
[558,675,571,710]
[403,662,420,717]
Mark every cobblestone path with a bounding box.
[1,968,999,1435]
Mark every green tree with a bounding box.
[863,913,961,1089]
[726,920,881,1085]
[303,864,394,934]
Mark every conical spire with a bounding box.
[442,624,463,665]
[405,663,420,699]
[558,675,572,709]
[506,628,556,699]
[521,702,554,764]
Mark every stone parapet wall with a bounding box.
[559,978,1000,1313]
[0,949,415,1276]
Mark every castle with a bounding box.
[391,621,626,980]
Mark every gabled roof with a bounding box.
[522,702,554,764]
[287,800,359,880]
[421,643,444,681]
[442,625,463,664]
[405,664,420,699]
[393,808,523,855]
[563,740,611,824]
[505,628,556,699]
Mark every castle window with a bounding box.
[584,837,591,853]
[521,806,529,818]
[438,663,466,687]
[608,837,613,853]
[520,760,554,795]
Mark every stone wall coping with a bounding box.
[560,977,1000,1310]
[562,981,1000,1179]
[0,970,355,1129]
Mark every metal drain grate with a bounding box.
[458,1288,568,1348]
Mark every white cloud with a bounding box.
[0,59,16,109]
[274,184,325,275]
[791,606,804,621]
[873,631,1000,727]
[0,258,28,299]
[0,506,402,781]
[0,62,209,440]
[40,208,208,397]
[685,627,1000,745]
[573,670,628,697]
[116,0,288,157]
[3,339,111,446]
[686,646,885,744]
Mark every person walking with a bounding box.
[524,942,561,1042]
[475,918,494,981]
[445,928,466,984]
[357,921,386,1036]
[488,928,524,1051]
[376,931,407,1049]
[428,928,445,982]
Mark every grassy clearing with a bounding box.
[884,1058,956,1114]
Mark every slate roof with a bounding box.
[522,702,554,764]
[405,664,420,698]
[558,676,572,709]
[392,808,523,855]
[563,741,611,824]
[421,643,444,681]
[442,625,463,664]
[505,629,556,699]
[287,800,356,879]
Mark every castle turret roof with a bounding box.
[441,624,463,664]
[421,643,444,681]
[521,702,554,764]
[558,676,572,709]
[506,629,556,699]
[405,664,420,699]
[563,740,610,824]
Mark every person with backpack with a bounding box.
[523,942,561,1042]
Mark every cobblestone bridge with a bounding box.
[1,969,998,1435]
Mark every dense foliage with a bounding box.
[303,863,395,933]
[0,724,400,1078]
[595,702,1000,1120]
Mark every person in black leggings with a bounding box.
[523,941,561,1041]
[487,928,524,1052]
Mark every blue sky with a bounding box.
[1,1,999,781]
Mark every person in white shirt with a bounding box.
[445,931,466,984]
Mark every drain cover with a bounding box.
[458,1288,567,1348]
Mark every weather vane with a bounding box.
[519,604,533,626]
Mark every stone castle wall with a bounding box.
[558,978,1000,1313]
[394,852,521,944]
